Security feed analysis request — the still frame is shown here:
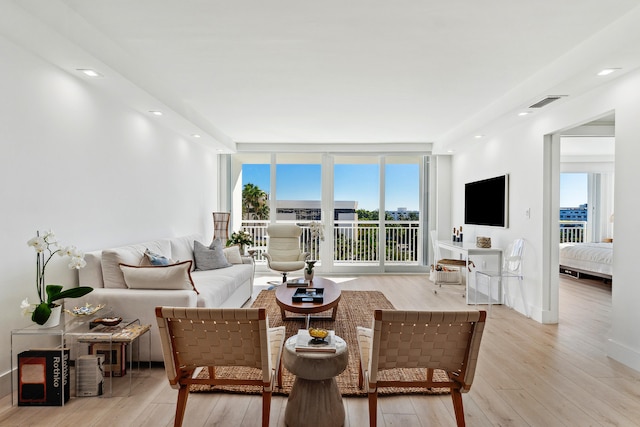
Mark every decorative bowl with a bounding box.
[64,303,106,317]
[92,317,122,327]
[308,327,329,343]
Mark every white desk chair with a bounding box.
[475,238,527,317]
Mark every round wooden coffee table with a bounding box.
[275,277,341,328]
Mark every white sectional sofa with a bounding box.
[75,234,254,362]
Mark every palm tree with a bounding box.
[242,183,269,220]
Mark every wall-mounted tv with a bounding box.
[464,174,509,227]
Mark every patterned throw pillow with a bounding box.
[141,248,173,266]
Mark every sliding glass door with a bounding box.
[230,152,428,273]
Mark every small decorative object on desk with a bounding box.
[295,329,336,353]
[22,230,94,327]
[65,303,105,317]
[476,236,492,248]
[286,278,310,287]
[292,287,324,302]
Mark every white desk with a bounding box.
[437,240,503,305]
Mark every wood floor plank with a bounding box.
[2,273,638,426]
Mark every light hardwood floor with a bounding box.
[2,274,638,426]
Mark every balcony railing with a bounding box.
[240,220,420,265]
[560,221,587,243]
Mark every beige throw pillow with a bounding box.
[223,245,243,264]
[119,260,198,293]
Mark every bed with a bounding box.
[559,242,613,280]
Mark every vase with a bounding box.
[304,270,314,281]
[38,304,62,328]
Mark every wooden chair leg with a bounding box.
[358,364,363,388]
[208,366,215,379]
[277,358,283,387]
[368,388,378,427]
[174,384,190,427]
[262,390,272,427]
[451,388,466,427]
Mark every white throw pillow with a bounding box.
[223,245,243,264]
[119,260,198,293]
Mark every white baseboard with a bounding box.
[607,338,640,372]
[0,369,12,399]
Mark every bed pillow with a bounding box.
[223,245,243,264]
[119,260,197,293]
[194,239,231,270]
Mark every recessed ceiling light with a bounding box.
[518,111,531,116]
[597,68,621,76]
[191,134,201,138]
[76,69,102,78]
[474,134,484,139]
[149,110,163,116]
[447,150,454,154]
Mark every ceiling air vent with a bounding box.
[528,95,567,109]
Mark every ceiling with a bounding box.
[2,1,640,153]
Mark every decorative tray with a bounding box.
[64,303,106,317]
[292,287,324,303]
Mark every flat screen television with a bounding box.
[464,174,509,227]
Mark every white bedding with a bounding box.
[559,242,613,277]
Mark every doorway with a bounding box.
[545,112,615,322]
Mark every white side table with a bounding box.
[283,334,348,427]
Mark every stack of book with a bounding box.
[294,329,337,353]
[285,278,310,287]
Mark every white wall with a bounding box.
[450,68,640,371]
[0,36,219,394]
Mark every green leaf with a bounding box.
[31,302,52,325]
[48,286,93,303]
[45,284,64,303]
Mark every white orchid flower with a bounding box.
[27,236,47,253]
[68,256,87,270]
[42,229,56,241]
[20,298,33,315]
[59,245,83,258]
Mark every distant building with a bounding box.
[387,207,419,220]
[560,203,588,222]
[276,200,358,221]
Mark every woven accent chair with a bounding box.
[356,310,487,427]
[263,224,310,283]
[155,307,286,427]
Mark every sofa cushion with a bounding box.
[194,239,231,271]
[119,260,197,292]
[169,234,201,271]
[223,245,243,264]
[193,263,253,307]
[102,240,171,289]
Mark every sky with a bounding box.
[242,165,586,211]
[560,173,588,207]
[242,163,419,211]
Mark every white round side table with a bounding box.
[282,334,348,427]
